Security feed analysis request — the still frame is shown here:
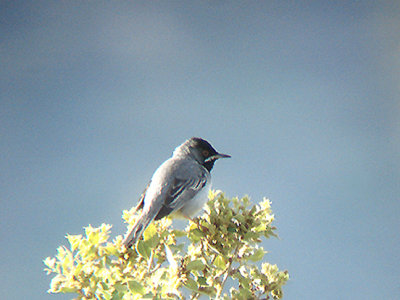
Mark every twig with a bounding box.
[215,245,240,299]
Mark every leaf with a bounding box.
[43,257,56,269]
[146,234,160,249]
[238,286,252,298]
[136,240,151,259]
[238,275,251,289]
[186,259,204,271]
[188,228,203,242]
[85,225,100,244]
[56,246,66,261]
[110,289,121,300]
[60,286,78,293]
[254,223,266,233]
[103,243,119,256]
[184,276,199,291]
[214,255,227,270]
[143,223,157,241]
[249,247,265,262]
[49,275,65,293]
[128,280,146,295]
[66,234,82,251]
[172,229,186,237]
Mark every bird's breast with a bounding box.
[176,179,211,218]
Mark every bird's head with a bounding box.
[174,137,230,171]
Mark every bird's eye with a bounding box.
[202,150,209,157]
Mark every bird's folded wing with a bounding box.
[154,171,208,220]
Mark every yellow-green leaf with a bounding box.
[60,286,78,293]
[143,223,157,241]
[136,240,151,259]
[214,255,227,270]
[186,259,204,271]
[66,234,82,251]
[128,280,146,295]
[43,257,56,269]
[184,277,199,291]
[249,248,265,262]
[172,229,186,237]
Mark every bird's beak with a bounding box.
[205,153,231,162]
[215,153,231,159]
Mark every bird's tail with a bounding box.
[122,210,155,248]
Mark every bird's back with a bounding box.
[143,155,209,218]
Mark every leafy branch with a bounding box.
[44,191,289,299]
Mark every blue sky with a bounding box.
[1,1,399,299]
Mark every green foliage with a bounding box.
[44,191,289,299]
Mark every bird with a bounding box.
[122,137,230,248]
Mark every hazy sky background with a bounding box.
[1,1,399,299]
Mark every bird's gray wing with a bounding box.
[154,169,208,220]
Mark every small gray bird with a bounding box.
[123,137,230,248]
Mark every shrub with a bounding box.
[44,191,289,299]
